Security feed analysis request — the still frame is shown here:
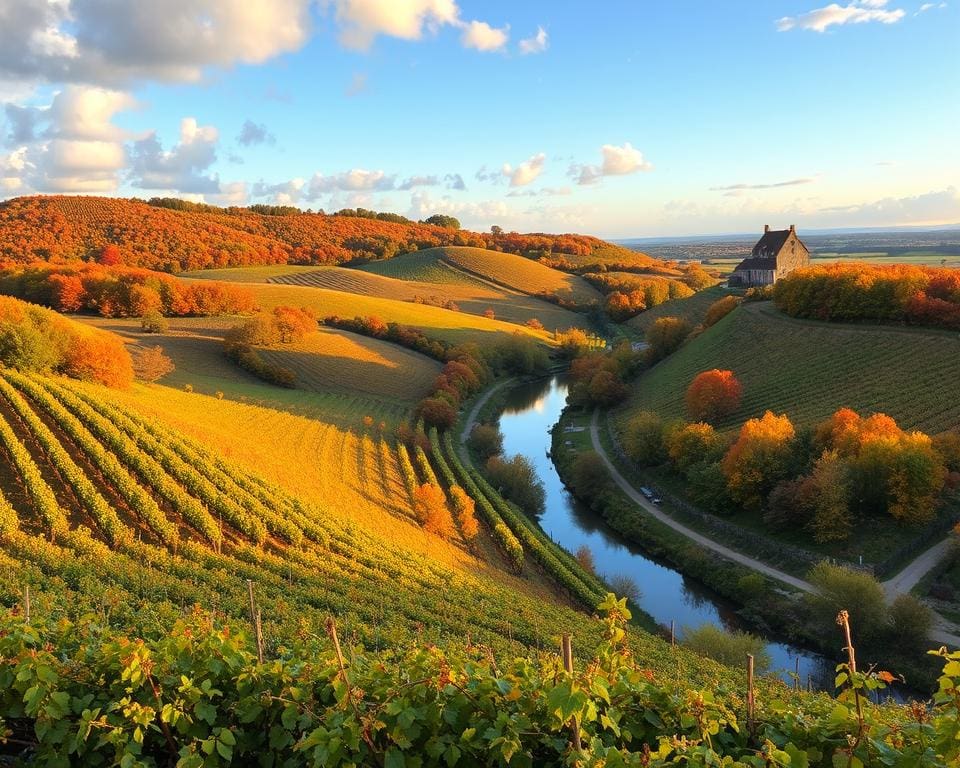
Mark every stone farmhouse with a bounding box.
[729,225,810,287]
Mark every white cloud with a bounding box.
[207,180,248,206]
[307,168,396,197]
[252,177,307,204]
[128,117,221,194]
[915,2,947,14]
[0,0,312,85]
[776,0,906,32]
[502,152,545,187]
[461,20,509,51]
[710,178,817,194]
[518,26,548,54]
[817,186,960,224]
[331,0,460,50]
[570,142,652,185]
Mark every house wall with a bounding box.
[775,233,810,278]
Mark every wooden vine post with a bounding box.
[23,584,30,624]
[670,620,675,647]
[561,634,583,754]
[746,654,755,733]
[246,579,264,663]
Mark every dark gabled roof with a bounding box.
[751,229,792,258]
[733,256,777,272]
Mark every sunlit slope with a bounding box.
[256,326,442,401]
[359,247,603,305]
[627,285,730,336]
[187,278,552,346]
[620,301,960,435]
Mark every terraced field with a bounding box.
[256,327,441,402]
[359,247,603,305]
[620,300,960,435]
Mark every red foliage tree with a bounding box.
[685,369,742,423]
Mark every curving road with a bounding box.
[588,410,960,647]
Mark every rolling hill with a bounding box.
[359,246,603,305]
[620,300,960,435]
[627,284,731,336]
[0,195,654,274]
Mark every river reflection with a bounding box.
[496,375,835,690]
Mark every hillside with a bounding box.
[184,262,584,331]
[627,284,731,336]
[359,246,603,305]
[620,300,960,435]
[0,195,652,273]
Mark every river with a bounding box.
[494,375,836,690]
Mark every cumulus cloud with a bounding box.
[252,177,307,205]
[776,0,906,32]
[518,26,548,54]
[128,117,221,194]
[915,2,947,14]
[570,142,652,185]
[818,186,960,224]
[207,180,248,206]
[398,175,438,190]
[461,20,509,51]
[0,0,312,86]
[16,85,135,193]
[444,173,466,190]
[306,168,396,198]
[331,0,460,50]
[4,103,41,146]
[237,119,275,147]
[502,152,545,187]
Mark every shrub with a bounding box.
[703,295,741,327]
[485,454,545,515]
[412,482,456,539]
[569,452,611,500]
[140,310,169,334]
[448,486,479,540]
[607,574,641,603]
[575,545,595,574]
[682,624,771,672]
[468,424,503,460]
[685,369,742,423]
[416,397,457,430]
[806,562,887,644]
[134,345,175,383]
[887,594,933,654]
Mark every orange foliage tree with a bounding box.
[721,411,796,512]
[685,369,742,423]
[412,483,456,539]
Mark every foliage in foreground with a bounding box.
[1,596,957,767]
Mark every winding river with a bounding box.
[495,375,836,690]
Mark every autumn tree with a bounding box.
[685,369,742,423]
[272,306,317,343]
[645,317,692,362]
[665,422,726,473]
[412,483,455,539]
[134,345,175,383]
[721,411,796,512]
[416,397,457,430]
[806,450,853,543]
[468,424,503,460]
[623,411,668,466]
[449,486,479,540]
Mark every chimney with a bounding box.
[789,224,795,233]
[764,224,770,233]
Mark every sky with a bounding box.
[0,0,957,238]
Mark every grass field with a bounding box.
[620,300,960,436]
[627,285,731,336]
[359,247,603,305]
[256,327,441,402]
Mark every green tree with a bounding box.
[806,562,887,644]
[425,214,461,229]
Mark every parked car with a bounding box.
[640,487,654,500]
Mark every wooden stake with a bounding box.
[246,580,264,663]
[837,610,857,674]
[326,616,381,763]
[561,634,583,754]
[670,620,675,647]
[746,654,756,732]
[794,657,800,691]
[23,584,30,624]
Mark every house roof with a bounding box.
[751,229,792,258]
[733,256,777,271]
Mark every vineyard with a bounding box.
[360,247,604,305]
[620,301,960,435]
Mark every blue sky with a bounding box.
[0,0,957,237]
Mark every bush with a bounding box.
[412,482,455,539]
[574,545,595,574]
[569,452,611,501]
[703,295,740,327]
[485,454,546,515]
[806,562,887,644]
[140,310,169,334]
[886,594,933,654]
[468,424,503,460]
[607,574,641,603]
[682,624,771,672]
[623,411,667,466]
